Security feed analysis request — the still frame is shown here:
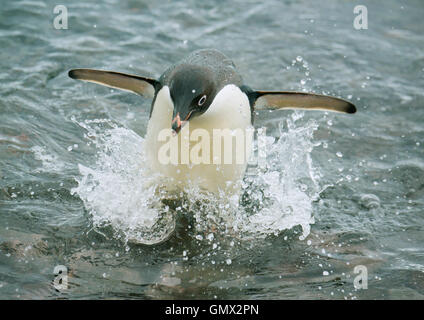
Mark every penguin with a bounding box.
[69,49,355,195]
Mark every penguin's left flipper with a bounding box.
[250,91,356,114]
[68,69,159,98]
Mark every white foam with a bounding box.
[31,145,65,173]
[71,112,320,244]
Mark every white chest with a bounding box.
[145,84,253,195]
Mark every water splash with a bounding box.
[235,112,320,240]
[31,145,65,173]
[71,112,320,244]
[70,119,175,244]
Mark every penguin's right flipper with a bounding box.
[68,69,159,98]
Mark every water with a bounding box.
[1,0,423,299]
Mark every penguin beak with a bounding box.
[172,109,193,135]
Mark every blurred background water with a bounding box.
[0,0,423,299]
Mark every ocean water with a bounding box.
[0,0,423,299]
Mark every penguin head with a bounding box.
[169,65,216,134]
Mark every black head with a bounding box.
[169,65,216,133]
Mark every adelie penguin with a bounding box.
[69,49,355,196]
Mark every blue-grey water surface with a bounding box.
[0,0,423,299]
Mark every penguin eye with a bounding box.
[198,95,207,106]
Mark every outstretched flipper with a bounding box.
[68,69,159,98]
[249,91,356,114]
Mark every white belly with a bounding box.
[145,84,253,195]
